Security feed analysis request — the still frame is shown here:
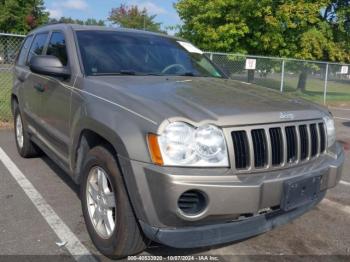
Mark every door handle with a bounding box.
[34,84,45,93]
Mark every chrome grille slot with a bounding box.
[251,129,268,168]
[310,124,318,157]
[319,123,326,153]
[269,128,283,166]
[232,131,250,169]
[299,125,309,161]
[285,126,297,163]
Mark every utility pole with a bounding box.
[323,63,329,105]
[280,60,285,93]
[143,15,146,31]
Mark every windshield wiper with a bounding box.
[92,70,137,76]
[178,72,197,77]
[145,73,165,76]
[119,70,136,75]
[92,71,203,77]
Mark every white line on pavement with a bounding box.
[0,148,96,262]
[334,116,350,121]
[340,180,350,186]
[322,198,350,215]
[329,106,350,111]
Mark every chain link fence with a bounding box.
[0,33,25,122]
[0,32,349,123]
[206,52,350,105]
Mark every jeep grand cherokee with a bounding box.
[12,24,344,258]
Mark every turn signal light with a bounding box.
[147,134,163,165]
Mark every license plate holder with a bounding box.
[281,176,321,211]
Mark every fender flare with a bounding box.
[70,117,129,183]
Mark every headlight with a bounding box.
[149,122,229,167]
[323,116,335,147]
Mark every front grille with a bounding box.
[231,120,326,171]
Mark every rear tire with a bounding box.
[80,146,146,259]
[13,105,40,158]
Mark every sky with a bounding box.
[44,0,181,31]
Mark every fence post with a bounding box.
[280,59,285,93]
[209,53,213,61]
[323,63,329,105]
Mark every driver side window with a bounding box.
[27,33,49,65]
[46,32,68,66]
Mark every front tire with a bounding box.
[13,106,40,158]
[81,146,146,258]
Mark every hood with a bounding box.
[86,76,328,128]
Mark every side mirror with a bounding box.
[29,55,70,78]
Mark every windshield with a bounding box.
[76,30,223,78]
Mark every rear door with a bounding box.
[14,35,33,109]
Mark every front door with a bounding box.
[20,33,49,130]
[39,31,73,162]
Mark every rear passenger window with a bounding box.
[27,33,49,64]
[47,32,68,66]
[17,35,33,66]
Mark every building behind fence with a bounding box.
[0,32,349,122]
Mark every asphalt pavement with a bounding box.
[0,108,349,261]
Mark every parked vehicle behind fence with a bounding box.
[11,24,344,259]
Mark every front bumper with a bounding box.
[118,143,344,248]
[140,191,326,248]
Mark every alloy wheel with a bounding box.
[86,166,116,239]
[16,113,24,149]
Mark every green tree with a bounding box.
[85,18,105,26]
[49,17,105,26]
[108,4,165,33]
[0,0,49,33]
[175,0,350,90]
[49,17,83,25]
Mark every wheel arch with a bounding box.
[71,122,129,184]
[72,123,150,223]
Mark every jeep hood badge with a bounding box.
[280,112,295,120]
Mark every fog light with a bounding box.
[178,190,207,215]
